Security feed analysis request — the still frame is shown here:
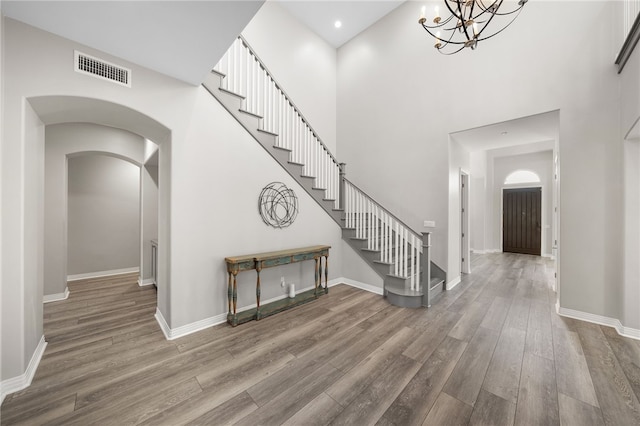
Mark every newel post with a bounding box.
[422,232,432,308]
[339,163,347,211]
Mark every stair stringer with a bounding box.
[203,70,436,308]
[203,71,343,227]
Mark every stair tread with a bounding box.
[385,284,423,297]
[205,75,440,304]
[239,109,262,119]
[219,87,245,99]
[258,128,278,136]
[273,146,292,153]
[210,69,226,78]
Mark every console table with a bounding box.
[224,245,330,327]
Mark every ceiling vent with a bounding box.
[74,51,131,87]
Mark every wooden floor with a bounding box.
[2,254,640,425]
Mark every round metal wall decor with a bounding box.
[258,182,298,228]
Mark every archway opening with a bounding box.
[504,169,541,185]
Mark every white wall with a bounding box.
[45,123,145,296]
[242,1,337,153]
[337,1,626,327]
[67,154,140,275]
[140,163,159,283]
[448,139,471,284]
[470,151,487,252]
[470,142,556,255]
[22,102,45,380]
[621,43,640,330]
[1,5,6,386]
[492,150,554,256]
[169,88,344,328]
[1,16,349,385]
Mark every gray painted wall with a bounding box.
[469,142,556,258]
[45,123,145,296]
[336,1,627,327]
[67,154,140,276]
[448,140,471,283]
[493,151,554,256]
[242,1,336,153]
[140,164,158,283]
[621,42,640,330]
[1,9,353,387]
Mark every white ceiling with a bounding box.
[1,1,264,85]
[450,111,560,153]
[1,1,405,84]
[277,0,405,48]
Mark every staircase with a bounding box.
[204,37,445,308]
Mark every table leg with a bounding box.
[227,272,232,318]
[324,255,329,294]
[314,257,320,297]
[256,265,262,320]
[231,271,238,326]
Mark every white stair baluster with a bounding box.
[411,234,416,290]
[416,238,421,291]
[404,228,409,278]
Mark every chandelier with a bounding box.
[418,0,527,54]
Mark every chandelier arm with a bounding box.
[474,2,501,39]
[439,44,467,55]
[422,19,472,35]
[475,7,525,41]
[421,14,456,30]
[443,0,463,19]
[419,0,526,53]
[421,25,469,45]
[456,1,474,42]
[491,6,526,17]
[475,0,500,14]
[469,2,524,20]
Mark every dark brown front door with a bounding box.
[503,188,541,256]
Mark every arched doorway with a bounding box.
[26,95,171,328]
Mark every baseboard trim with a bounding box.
[339,278,384,295]
[557,305,640,341]
[138,277,155,287]
[155,307,226,341]
[43,287,69,303]
[0,335,47,403]
[446,276,462,290]
[67,267,139,282]
[154,283,322,340]
[154,277,382,341]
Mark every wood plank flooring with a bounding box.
[2,254,640,425]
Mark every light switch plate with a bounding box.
[423,220,435,228]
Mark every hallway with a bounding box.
[1,254,639,425]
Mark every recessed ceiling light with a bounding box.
[334,20,342,29]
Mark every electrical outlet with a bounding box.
[423,220,436,228]
[281,276,285,287]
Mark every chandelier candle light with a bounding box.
[419,0,527,54]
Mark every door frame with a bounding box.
[460,169,471,274]
[500,183,545,256]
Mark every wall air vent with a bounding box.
[74,51,131,87]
